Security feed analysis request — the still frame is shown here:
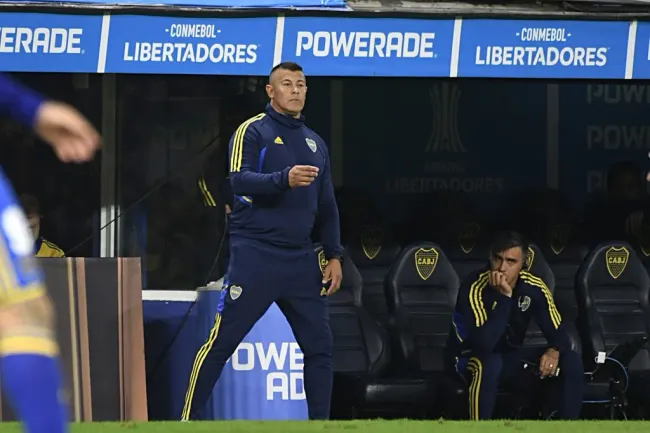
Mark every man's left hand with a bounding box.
[539,348,560,378]
[323,258,343,296]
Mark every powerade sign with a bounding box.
[458,19,629,78]
[0,13,102,72]
[228,342,304,400]
[1,13,650,80]
[281,17,455,76]
[105,16,276,75]
[558,83,650,213]
[210,302,308,420]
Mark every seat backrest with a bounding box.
[522,244,557,348]
[525,243,555,290]
[346,226,402,324]
[446,242,490,284]
[444,221,490,282]
[385,242,459,373]
[634,244,650,284]
[314,245,390,375]
[539,244,589,323]
[575,242,650,371]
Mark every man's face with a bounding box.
[265,69,307,116]
[27,213,40,239]
[489,247,524,287]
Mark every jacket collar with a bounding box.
[266,103,305,129]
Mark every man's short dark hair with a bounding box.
[489,230,529,258]
[270,61,303,77]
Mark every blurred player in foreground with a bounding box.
[0,73,100,433]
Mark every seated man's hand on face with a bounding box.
[490,271,513,297]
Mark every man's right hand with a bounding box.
[489,271,513,297]
[288,165,319,188]
[35,101,101,163]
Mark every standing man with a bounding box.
[445,231,584,420]
[0,73,100,433]
[181,62,343,421]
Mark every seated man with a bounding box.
[19,194,64,258]
[445,230,583,420]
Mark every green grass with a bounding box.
[2,420,650,433]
